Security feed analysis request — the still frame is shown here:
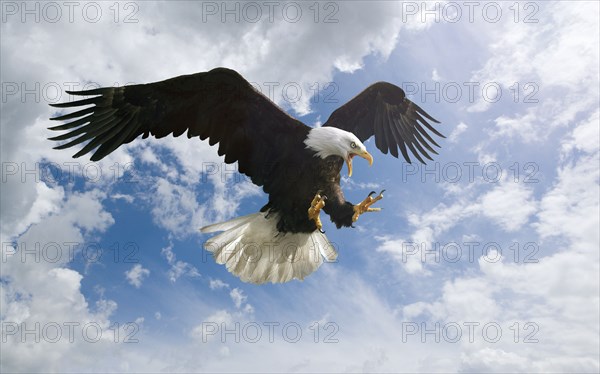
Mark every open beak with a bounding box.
[346,150,373,177]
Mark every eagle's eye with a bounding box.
[350,142,357,149]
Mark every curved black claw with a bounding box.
[368,190,377,197]
[379,189,386,195]
[319,228,326,234]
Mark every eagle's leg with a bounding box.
[308,193,327,232]
[352,190,385,222]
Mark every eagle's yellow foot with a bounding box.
[308,193,327,232]
[352,190,385,222]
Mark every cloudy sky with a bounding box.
[1,1,599,372]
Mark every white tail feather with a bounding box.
[200,212,337,284]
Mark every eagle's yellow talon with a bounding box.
[353,190,384,222]
[308,193,327,231]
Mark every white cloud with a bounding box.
[561,109,600,156]
[377,176,538,272]
[190,309,233,342]
[448,122,467,143]
[333,56,363,73]
[124,264,150,288]
[228,287,253,314]
[209,279,229,290]
[479,179,537,232]
[161,243,200,283]
[397,82,600,372]
[341,176,381,191]
[402,242,599,372]
[138,146,261,239]
[492,108,539,142]
[111,193,135,204]
[229,288,247,309]
[1,181,64,240]
[535,112,600,245]
[468,1,599,143]
[243,304,254,314]
[376,235,429,275]
[148,177,208,238]
[0,189,128,373]
[174,268,462,373]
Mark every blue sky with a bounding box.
[1,1,599,372]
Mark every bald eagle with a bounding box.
[49,67,443,284]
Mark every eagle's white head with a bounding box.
[304,127,373,177]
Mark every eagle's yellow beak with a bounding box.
[346,150,373,177]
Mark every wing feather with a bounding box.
[373,97,387,153]
[384,104,399,158]
[323,81,443,163]
[48,67,309,187]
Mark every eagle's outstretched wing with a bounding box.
[48,67,309,187]
[323,82,443,163]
